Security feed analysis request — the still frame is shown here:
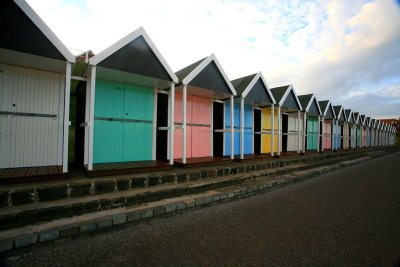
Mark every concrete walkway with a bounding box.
[2,151,400,266]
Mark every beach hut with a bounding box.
[342,109,352,150]
[173,54,237,166]
[365,117,372,147]
[370,119,376,146]
[376,120,382,146]
[263,85,303,156]
[84,27,178,176]
[382,123,388,146]
[345,109,355,149]
[0,0,75,182]
[298,94,322,152]
[318,100,336,151]
[224,72,276,160]
[360,115,367,148]
[332,106,347,150]
[352,112,361,148]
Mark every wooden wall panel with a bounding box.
[0,64,63,168]
[261,107,278,153]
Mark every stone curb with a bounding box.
[0,149,398,255]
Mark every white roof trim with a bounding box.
[366,117,371,127]
[334,106,345,121]
[346,110,353,123]
[14,0,75,63]
[182,54,236,95]
[89,27,178,83]
[319,100,334,117]
[241,72,276,104]
[329,102,337,119]
[279,84,303,110]
[353,113,360,124]
[360,115,366,126]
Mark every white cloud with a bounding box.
[26,0,400,118]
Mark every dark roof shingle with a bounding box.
[231,73,257,96]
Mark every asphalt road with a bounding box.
[3,152,400,267]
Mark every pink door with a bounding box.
[174,94,192,159]
[324,121,331,149]
[191,96,212,158]
[174,94,211,159]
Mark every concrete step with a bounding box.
[0,148,394,231]
[0,148,384,209]
[1,147,398,255]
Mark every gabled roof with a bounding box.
[1,0,75,62]
[371,119,376,128]
[366,117,371,127]
[270,85,302,110]
[175,54,236,95]
[333,105,346,121]
[353,112,360,124]
[176,58,206,82]
[89,27,178,83]
[231,72,275,104]
[318,100,336,119]
[360,115,366,126]
[344,109,352,122]
[298,94,322,115]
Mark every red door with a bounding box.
[174,94,212,159]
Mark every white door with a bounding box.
[287,114,301,151]
[0,64,64,168]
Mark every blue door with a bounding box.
[224,102,253,155]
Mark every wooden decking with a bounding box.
[174,157,232,168]
[86,160,173,177]
[0,165,67,185]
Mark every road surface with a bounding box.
[3,152,400,266]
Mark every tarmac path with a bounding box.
[3,152,400,266]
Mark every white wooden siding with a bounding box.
[287,114,302,151]
[0,63,64,168]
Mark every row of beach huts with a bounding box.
[0,0,397,181]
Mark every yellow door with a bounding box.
[261,107,279,153]
[343,124,349,148]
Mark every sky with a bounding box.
[26,0,400,119]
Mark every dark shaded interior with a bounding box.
[74,82,86,168]
[254,109,261,154]
[156,93,169,161]
[282,114,288,152]
[213,102,224,157]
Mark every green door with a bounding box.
[93,80,154,163]
[307,118,318,150]
[123,84,154,161]
[356,127,361,147]
[94,80,125,163]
